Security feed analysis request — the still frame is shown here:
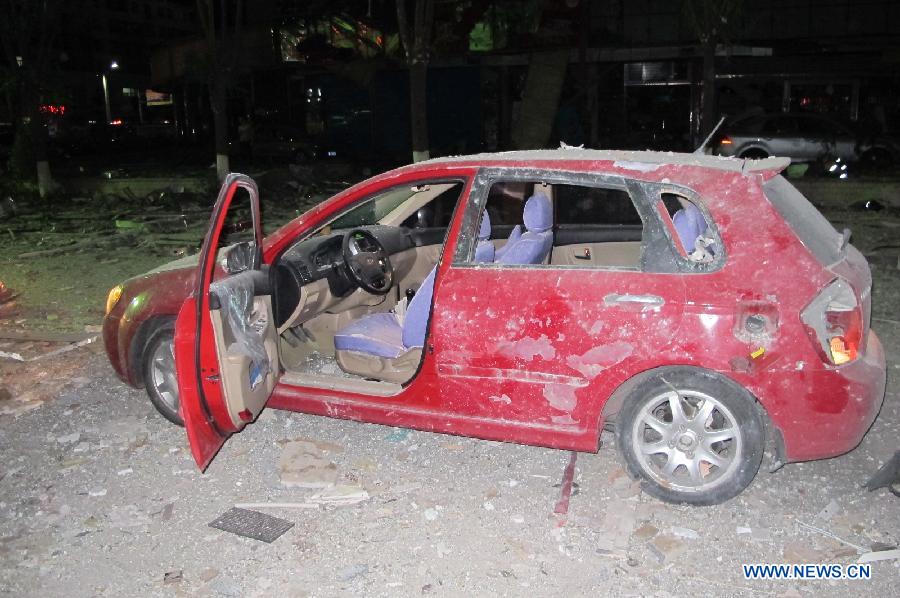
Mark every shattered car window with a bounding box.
[763,175,843,265]
[656,192,718,263]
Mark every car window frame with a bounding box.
[452,168,726,274]
[272,176,470,266]
[315,178,467,234]
[647,182,727,274]
[453,168,638,270]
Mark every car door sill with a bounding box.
[280,371,403,397]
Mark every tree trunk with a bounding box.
[511,51,568,150]
[701,41,717,138]
[26,86,54,197]
[210,83,229,181]
[409,61,429,162]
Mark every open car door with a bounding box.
[174,174,280,470]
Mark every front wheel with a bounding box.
[142,322,183,426]
[615,368,764,505]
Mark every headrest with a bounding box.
[478,210,491,240]
[523,193,552,233]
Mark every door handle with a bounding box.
[574,247,592,260]
[604,293,664,308]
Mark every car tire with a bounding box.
[142,321,184,426]
[739,149,769,160]
[615,367,764,505]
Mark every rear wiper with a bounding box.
[840,227,851,253]
[693,116,727,155]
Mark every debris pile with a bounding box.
[3,187,212,260]
[274,438,370,506]
[1,163,358,261]
[0,329,97,416]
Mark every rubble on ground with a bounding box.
[0,164,360,260]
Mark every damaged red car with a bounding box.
[102,149,886,505]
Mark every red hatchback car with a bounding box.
[102,149,886,505]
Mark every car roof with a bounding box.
[417,148,790,176]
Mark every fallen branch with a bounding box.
[0,336,96,363]
[0,329,93,343]
[234,502,319,510]
[19,237,110,258]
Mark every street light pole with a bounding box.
[101,73,111,123]
[100,60,119,124]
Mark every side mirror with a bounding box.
[223,241,256,275]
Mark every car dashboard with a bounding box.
[271,225,426,330]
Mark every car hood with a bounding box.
[144,252,201,275]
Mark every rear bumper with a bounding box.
[773,330,886,462]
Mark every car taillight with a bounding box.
[719,136,733,145]
[801,279,863,366]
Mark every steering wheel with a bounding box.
[342,229,394,295]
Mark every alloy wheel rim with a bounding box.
[631,388,742,492]
[150,338,179,413]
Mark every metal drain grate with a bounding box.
[208,507,294,543]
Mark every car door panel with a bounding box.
[550,242,641,268]
[174,174,278,470]
[554,224,643,245]
[208,270,279,424]
[174,296,229,470]
[429,167,688,438]
[433,266,685,433]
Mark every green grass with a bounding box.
[0,243,174,333]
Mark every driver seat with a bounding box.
[333,266,436,383]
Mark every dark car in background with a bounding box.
[714,112,899,168]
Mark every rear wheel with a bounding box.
[142,322,183,426]
[615,368,764,505]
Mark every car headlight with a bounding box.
[106,284,124,315]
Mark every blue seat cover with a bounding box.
[334,265,438,359]
[333,312,406,358]
[474,210,495,262]
[672,203,707,254]
[401,266,436,348]
[497,193,553,265]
